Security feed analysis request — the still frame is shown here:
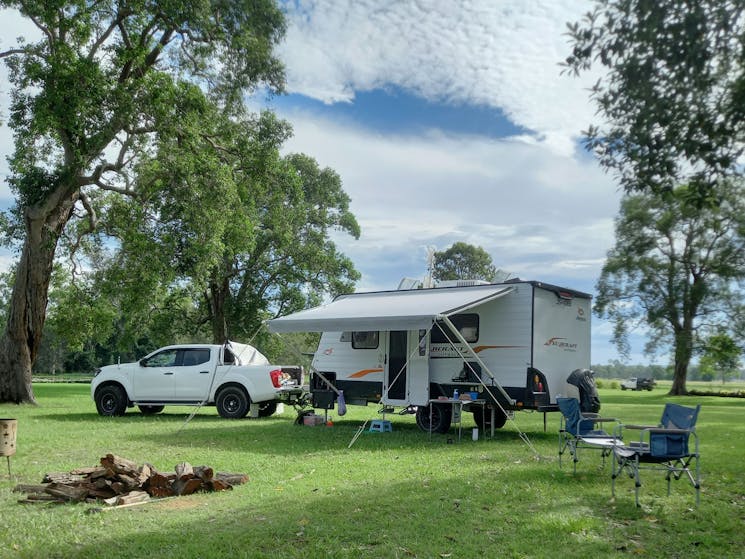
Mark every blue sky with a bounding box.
[0,1,657,365]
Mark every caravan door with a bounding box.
[383,330,429,406]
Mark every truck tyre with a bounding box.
[95,384,127,416]
[216,386,249,419]
[257,401,278,417]
[415,403,452,434]
[473,406,508,431]
[138,405,164,415]
[621,385,627,390]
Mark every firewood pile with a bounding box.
[14,453,248,508]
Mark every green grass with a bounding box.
[1,385,744,558]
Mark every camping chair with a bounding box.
[558,397,622,473]
[611,403,701,507]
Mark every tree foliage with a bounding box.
[564,0,745,198]
[433,242,497,282]
[594,181,745,394]
[0,0,286,403]
[699,332,742,384]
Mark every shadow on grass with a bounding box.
[30,453,718,559]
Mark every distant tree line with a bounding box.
[591,362,744,384]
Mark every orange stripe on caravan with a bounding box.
[472,345,527,353]
[349,368,384,378]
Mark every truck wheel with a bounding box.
[95,385,127,416]
[216,386,249,419]
[473,406,508,431]
[621,386,627,390]
[415,403,452,434]
[138,405,164,415]
[258,401,278,417]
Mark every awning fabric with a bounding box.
[266,285,514,333]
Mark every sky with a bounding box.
[0,1,655,365]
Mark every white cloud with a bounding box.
[277,110,620,291]
[279,0,603,156]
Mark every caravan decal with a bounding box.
[431,344,526,359]
[349,368,384,378]
[544,337,578,352]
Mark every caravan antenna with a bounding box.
[423,246,436,289]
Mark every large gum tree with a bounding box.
[0,0,286,403]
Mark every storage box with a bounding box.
[303,414,325,426]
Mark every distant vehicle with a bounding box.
[620,377,655,391]
[91,342,306,418]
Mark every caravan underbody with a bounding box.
[288,281,592,433]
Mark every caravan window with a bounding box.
[351,331,379,349]
[431,314,479,343]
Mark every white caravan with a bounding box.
[267,280,592,433]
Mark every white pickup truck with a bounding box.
[91,342,306,418]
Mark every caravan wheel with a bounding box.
[473,406,507,431]
[415,403,452,434]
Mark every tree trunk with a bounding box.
[0,196,77,403]
[209,275,230,344]
[669,325,693,396]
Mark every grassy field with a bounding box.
[1,384,744,558]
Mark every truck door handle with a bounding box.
[163,372,174,375]
[199,371,210,374]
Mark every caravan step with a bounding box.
[369,420,393,433]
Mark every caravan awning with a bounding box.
[266,285,514,333]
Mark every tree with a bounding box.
[0,0,286,403]
[699,332,741,384]
[594,181,745,395]
[209,151,360,345]
[432,242,498,282]
[564,1,745,199]
[96,109,360,346]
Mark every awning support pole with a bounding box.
[439,314,515,405]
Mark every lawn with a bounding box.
[1,384,743,558]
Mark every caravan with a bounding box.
[267,280,592,433]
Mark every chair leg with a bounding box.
[634,456,642,507]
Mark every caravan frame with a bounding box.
[267,280,592,433]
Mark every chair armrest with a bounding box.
[622,424,658,430]
[591,417,619,423]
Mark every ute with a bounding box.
[91,342,306,418]
[620,377,656,391]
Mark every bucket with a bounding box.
[0,419,17,457]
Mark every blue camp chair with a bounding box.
[612,403,701,506]
[558,397,622,472]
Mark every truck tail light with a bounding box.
[270,369,283,388]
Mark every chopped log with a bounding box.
[110,490,150,506]
[42,472,86,484]
[45,482,89,502]
[148,486,175,498]
[88,467,115,480]
[175,462,194,481]
[207,479,232,492]
[172,477,203,496]
[13,484,50,494]
[117,473,140,490]
[215,473,249,485]
[138,463,152,485]
[109,481,126,495]
[143,472,171,490]
[86,486,117,500]
[22,493,59,501]
[101,454,140,477]
[194,466,214,481]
